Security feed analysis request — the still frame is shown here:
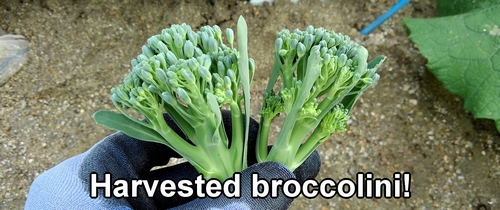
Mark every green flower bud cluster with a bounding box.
[258,25,386,170]
[111,23,254,120]
[105,20,255,180]
[319,104,349,136]
[270,26,381,116]
[259,91,284,120]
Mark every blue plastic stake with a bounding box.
[360,0,410,35]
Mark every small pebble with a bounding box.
[348,166,357,176]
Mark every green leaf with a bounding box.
[438,0,500,16]
[237,16,251,169]
[93,110,167,145]
[367,55,387,70]
[405,5,500,132]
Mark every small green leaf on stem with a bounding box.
[93,110,166,145]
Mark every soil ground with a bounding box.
[1,0,499,209]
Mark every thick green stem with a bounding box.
[293,129,328,171]
[202,138,234,180]
[265,54,283,93]
[282,61,294,88]
[273,50,321,148]
[193,114,235,180]
[228,102,243,170]
[256,116,272,162]
[161,103,196,140]
[265,143,295,169]
[317,83,341,112]
[266,118,317,169]
[153,112,203,165]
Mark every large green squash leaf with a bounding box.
[405,4,500,132]
[438,0,499,16]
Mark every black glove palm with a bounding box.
[75,110,320,209]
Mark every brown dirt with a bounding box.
[1,0,499,209]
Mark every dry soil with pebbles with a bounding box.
[1,0,499,209]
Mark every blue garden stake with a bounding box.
[360,0,410,35]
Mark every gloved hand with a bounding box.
[25,111,321,209]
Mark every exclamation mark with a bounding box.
[403,172,411,198]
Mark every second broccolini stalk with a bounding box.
[257,26,386,171]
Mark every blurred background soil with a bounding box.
[1,0,499,209]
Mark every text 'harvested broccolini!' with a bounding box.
[94,16,385,181]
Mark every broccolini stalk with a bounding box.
[257,26,386,171]
[94,16,253,181]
